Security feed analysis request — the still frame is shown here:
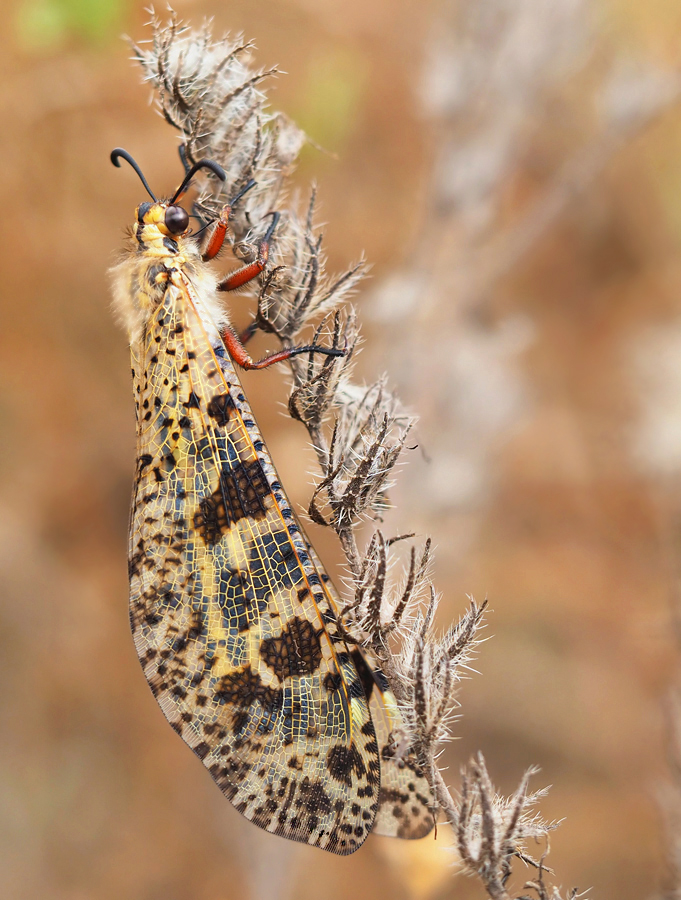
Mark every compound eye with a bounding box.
[165,205,189,235]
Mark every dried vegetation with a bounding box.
[129,6,681,896]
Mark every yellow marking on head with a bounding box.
[136,202,173,236]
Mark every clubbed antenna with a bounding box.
[110,148,158,200]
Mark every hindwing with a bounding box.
[300,544,435,840]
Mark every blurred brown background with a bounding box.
[2,0,681,897]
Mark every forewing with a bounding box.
[129,276,380,854]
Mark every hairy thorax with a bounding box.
[111,223,224,348]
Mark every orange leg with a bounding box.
[209,204,340,368]
[201,179,257,262]
[221,323,345,371]
[216,212,280,290]
[201,213,231,261]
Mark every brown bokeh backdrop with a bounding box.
[2,0,681,898]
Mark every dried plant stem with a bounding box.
[291,393,363,578]
[433,765,460,829]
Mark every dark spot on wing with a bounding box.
[326,744,368,787]
[194,460,271,544]
[207,392,236,426]
[213,666,283,735]
[184,391,201,409]
[324,670,343,693]
[260,617,323,680]
[349,649,376,702]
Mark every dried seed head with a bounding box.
[288,313,359,429]
[456,754,562,897]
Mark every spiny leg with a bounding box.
[201,180,258,261]
[215,212,280,287]
[210,206,341,368]
[221,324,345,371]
[213,208,279,350]
[207,201,282,342]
